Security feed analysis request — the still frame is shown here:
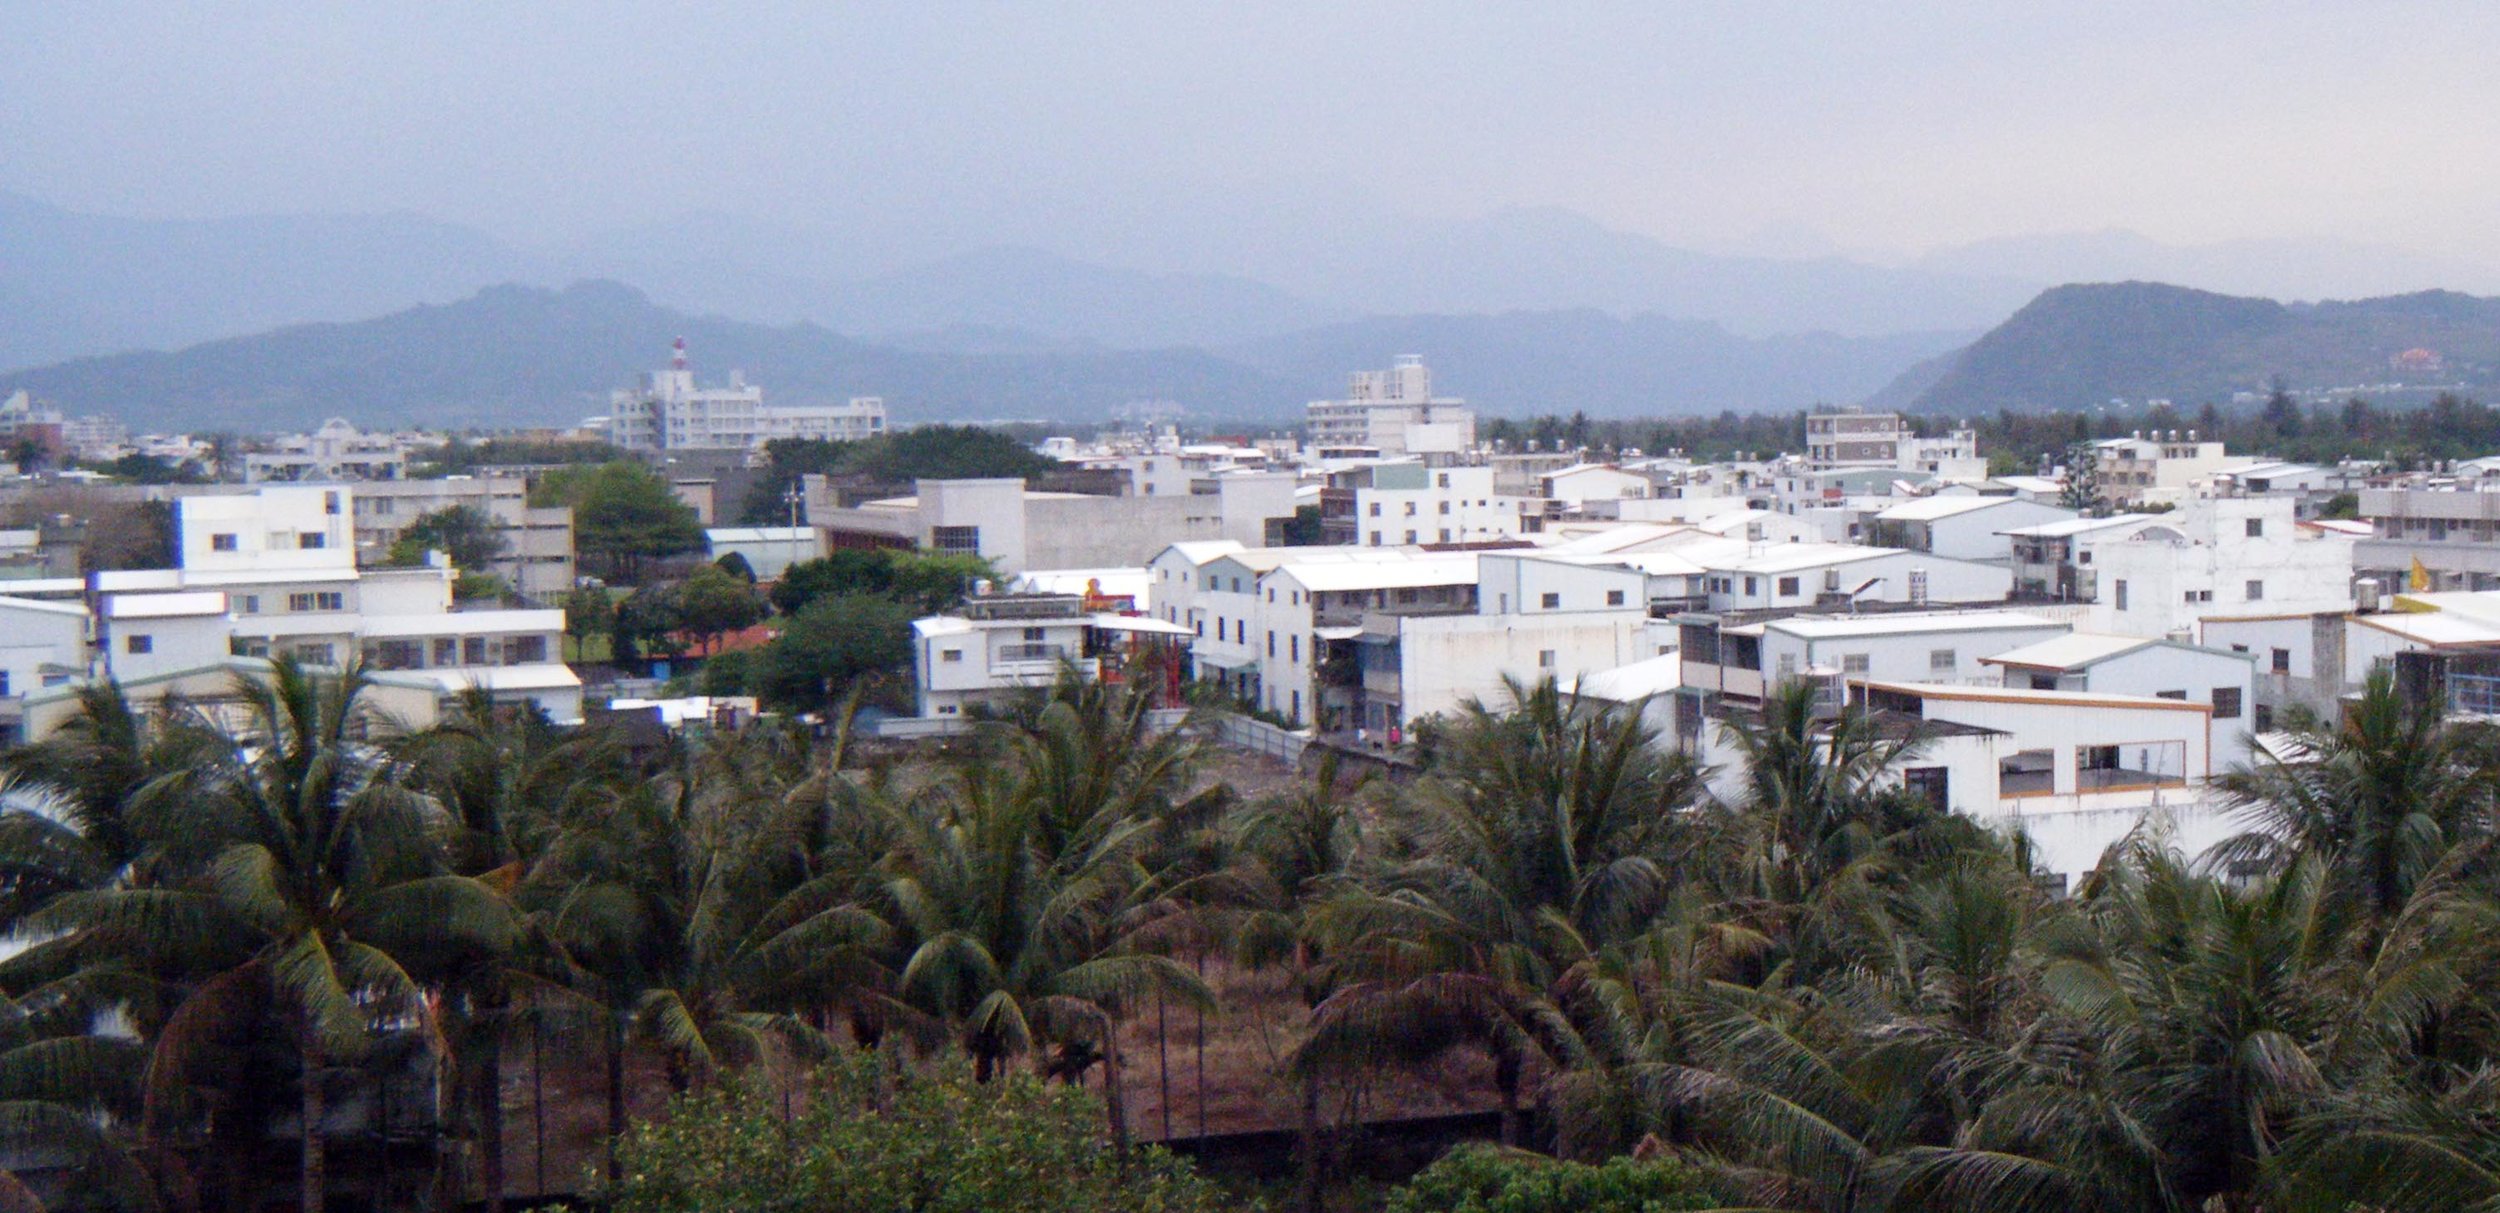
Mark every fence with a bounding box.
[1204,714,1312,765]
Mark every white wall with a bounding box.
[176,487,356,574]
[1759,619,2069,687]
[1395,610,1650,726]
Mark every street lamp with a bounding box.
[783,483,806,579]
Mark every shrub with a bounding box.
[609,1049,1237,1213]
[1385,1143,1715,1213]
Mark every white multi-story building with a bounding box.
[350,476,577,602]
[1353,465,1538,546]
[1979,632,2259,770]
[2090,432,2244,507]
[2087,498,2356,639]
[24,485,582,734]
[610,339,887,453]
[1866,496,2077,564]
[910,591,1192,719]
[1304,355,1476,458]
[813,474,1298,575]
[244,419,413,482]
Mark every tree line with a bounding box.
[4,664,2499,1212]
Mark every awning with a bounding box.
[1313,625,1365,641]
[1091,613,1194,636]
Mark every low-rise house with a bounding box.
[1866,496,2076,564]
[1980,632,2259,770]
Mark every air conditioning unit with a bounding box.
[2353,578,2382,614]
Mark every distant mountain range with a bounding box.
[1889,282,2500,416]
[0,281,1969,433]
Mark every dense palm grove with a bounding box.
[2,661,2498,1212]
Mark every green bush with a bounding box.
[1385,1143,1714,1213]
[609,1049,1237,1213]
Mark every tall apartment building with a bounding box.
[610,339,887,453]
[1304,355,1476,457]
[349,476,577,602]
[2090,431,2241,506]
[2355,476,2500,592]
[1804,410,1912,469]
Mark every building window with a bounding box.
[1929,648,1956,671]
[1606,589,1626,606]
[1437,501,1450,515]
[932,525,981,553]
[1999,748,2054,796]
[1743,576,1758,596]
[1402,501,1417,516]
[124,634,153,655]
[1777,576,1800,597]
[434,638,458,665]
[463,637,487,665]
[507,636,547,663]
[211,533,238,551]
[1022,626,1045,641]
[1290,635,1300,661]
[1538,649,1556,668]
[2245,580,2263,601]
[323,491,340,515]
[1267,632,1276,658]
[288,591,345,612]
[941,649,963,663]
[2245,518,2263,537]
[2272,647,2291,673]
[1841,653,1871,674]
[2213,687,2242,718]
[1540,592,1561,609]
[237,595,259,614]
[2114,579,2129,611]
[297,532,326,549]
[1368,502,1380,516]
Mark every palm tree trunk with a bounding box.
[1296,1074,1323,1213]
[474,984,508,1213]
[300,1030,327,1213]
[1495,1050,1522,1148]
[530,998,547,1199]
[605,1011,627,1188]
[1103,1026,1131,1170]
[1156,991,1172,1142]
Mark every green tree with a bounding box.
[616,580,691,666]
[535,462,704,583]
[386,503,510,574]
[674,565,766,656]
[1387,1143,1715,1213]
[751,594,915,711]
[564,584,617,661]
[608,1052,1229,1213]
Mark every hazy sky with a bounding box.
[9,2,2499,265]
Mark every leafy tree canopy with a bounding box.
[609,1053,1229,1213]
[751,593,915,712]
[387,503,510,573]
[738,426,1059,523]
[772,548,994,616]
[533,461,705,583]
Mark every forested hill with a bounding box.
[0,280,1966,434]
[1893,282,2500,414]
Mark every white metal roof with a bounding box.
[1090,613,1193,636]
[1857,678,2214,713]
[1998,513,2157,539]
[1270,553,1480,592]
[706,526,815,543]
[2351,611,2500,649]
[1765,610,2065,640]
[0,594,89,619]
[1873,496,2043,523]
[1978,632,2159,670]
[105,591,227,619]
[385,663,584,694]
[1571,653,1682,702]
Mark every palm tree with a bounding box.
[40,660,516,1213]
[0,681,217,930]
[390,690,634,1212]
[2215,666,2497,922]
[529,719,889,1183]
[1298,677,1704,1146]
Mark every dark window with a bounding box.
[1540,592,1561,609]
[2213,687,2242,718]
[124,634,152,655]
[2245,518,2263,537]
[1606,589,1626,606]
[2272,648,2291,673]
[211,533,238,551]
[1777,576,1800,596]
[932,525,981,553]
[1902,766,1948,811]
[297,532,326,549]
